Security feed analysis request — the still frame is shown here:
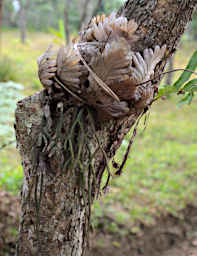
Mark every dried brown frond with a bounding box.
[131,45,167,84]
[97,100,129,118]
[37,45,57,90]
[37,45,56,66]
[56,45,87,92]
[143,44,167,79]
[81,12,138,43]
[74,43,120,101]
[80,38,132,118]
[89,38,130,87]
[107,13,138,42]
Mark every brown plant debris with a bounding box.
[38,12,166,120]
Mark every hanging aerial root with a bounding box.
[114,110,147,176]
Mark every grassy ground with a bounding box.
[94,98,197,233]
[1,31,56,94]
[0,30,197,233]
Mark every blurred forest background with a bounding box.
[1,0,197,255]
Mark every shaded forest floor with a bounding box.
[87,206,197,256]
[1,190,197,256]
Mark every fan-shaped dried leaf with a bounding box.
[56,45,87,90]
[131,45,166,84]
[127,20,138,37]
[37,46,57,89]
[92,22,108,41]
[144,45,167,77]
[106,13,137,41]
[81,12,138,43]
[98,100,129,118]
[89,38,131,88]
[37,45,56,66]
[75,43,120,101]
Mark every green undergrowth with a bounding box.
[0,148,22,194]
[93,98,197,233]
[1,30,197,234]
[1,30,56,95]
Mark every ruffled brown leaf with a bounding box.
[56,45,87,90]
[89,38,131,87]
[131,45,167,84]
[37,45,57,89]
[81,12,138,43]
[107,13,138,42]
[99,100,129,117]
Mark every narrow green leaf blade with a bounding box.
[173,51,197,90]
[48,27,64,39]
[154,85,176,101]
[58,20,65,41]
[182,79,197,92]
[177,92,194,107]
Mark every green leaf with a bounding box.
[48,20,65,41]
[157,85,176,98]
[182,79,197,92]
[177,92,194,108]
[48,28,64,39]
[173,51,197,90]
[53,38,64,45]
[58,20,65,41]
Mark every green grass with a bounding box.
[1,31,57,94]
[1,30,197,233]
[0,147,22,193]
[93,98,197,232]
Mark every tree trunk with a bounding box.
[64,0,71,45]
[0,0,3,29]
[79,0,91,30]
[0,0,3,51]
[18,0,28,44]
[50,0,58,23]
[15,0,197,255]
[92,0,104,18]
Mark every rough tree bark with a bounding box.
[15,0,197,256]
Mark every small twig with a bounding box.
[86,107,112,191]
[161,68,197,78]
[54,76,86,103]
[74,44,120,102]
[136,68,197,87]
[115,111,144,175]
